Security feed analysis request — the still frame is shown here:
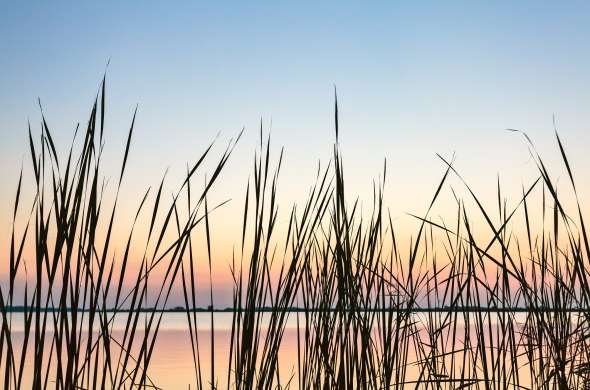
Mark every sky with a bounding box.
[1,2,590,305]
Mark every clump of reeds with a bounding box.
[212,95,590,389]
[0,78,240,389]
[3,79,590,389]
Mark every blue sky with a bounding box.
[2,2,590,292]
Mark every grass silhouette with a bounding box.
[2,79,590,389]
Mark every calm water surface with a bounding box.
[4,312,541,388]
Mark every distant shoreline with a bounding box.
[3,306,589,313]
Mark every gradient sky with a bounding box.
[2,2,590,305]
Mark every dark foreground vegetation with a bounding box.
[2,80,590,389]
